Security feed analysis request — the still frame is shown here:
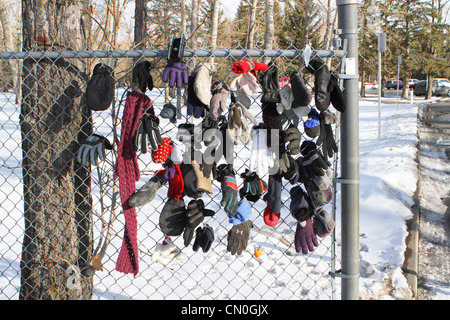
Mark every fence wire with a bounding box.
[0,44,344,300]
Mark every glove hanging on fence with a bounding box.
[187,74,208,118]
[159,198,186,236]
[76,134,112,166]
[299,140,331,180]
[183,199,215,247]
[152,236,185,261]
[128,175,165,207]
[231,60,268,76]
[229,198,252,225]
[209,81,230,120]
[179,163,203,199]
[306,59,331,112]
[230,72,260,109]
[262,170,283,227]
[193,225,214,253]
[134,113,163,154]
[132,60,154,93]
[313,208,335,238]
[227,220,252,256]
[160,103,177,124]
[86,63,115,111]
[257,61,280,104]
[277,84,294,114]
[249,125,275,178]
[290,70,312,109]
[162,62,189,89]
[193,62,213,107]
[228,99,258,145]
[239,169,267,202]
[285,123,302,155]
[328,74,346,113]
[289,185,314,223]
[216,164,239,217]
[294,219,319,254]
[151,137,173,164]
[317,110,338,162]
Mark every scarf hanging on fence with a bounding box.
[115,90,153,277]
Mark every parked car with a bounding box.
[414,79,450,96]
[385,80,403,89]
[408,79,419,88]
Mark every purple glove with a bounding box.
[294,219,318,254]
[162,62,189,88]
[162,160,177,181]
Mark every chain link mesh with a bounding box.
[0,43,343,300]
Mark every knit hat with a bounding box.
[160,103,177,124]
[86,63,115,111]
[304,108,321,138]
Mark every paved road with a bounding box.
[416,100,450,299]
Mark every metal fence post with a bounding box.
[337,0,360,300]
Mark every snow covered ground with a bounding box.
[0,89,448,300]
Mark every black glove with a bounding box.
[227,220,252,255]
[216,164,239,217]
[306,59,331,112]
[134,113,163,153]
[183,199,215,247]
[132,60,154,93]
[328,74,346,113]
[159,198,186,237]
[317,110,338,162]
[300,140,331,180]
[239,169,267,202]
[76,134,113,166]
[257,62,280,104]
[192,225,214,253]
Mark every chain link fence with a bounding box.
[0,43,346,300]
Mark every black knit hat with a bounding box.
[86,63,115,111]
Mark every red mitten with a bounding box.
[167,162,184,200]
[151,137,173,163]
[232,60,269,75]
[263,203,280,227]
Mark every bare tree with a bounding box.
[0,0,21,104]
[20,0,93,300]
[264,0,275,58]
[246,0,258,49]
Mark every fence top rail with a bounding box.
[0,49,346,60]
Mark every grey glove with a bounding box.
[76,134,112,166]
[313,208,335,237]
[227,220,252,255]
[128,175,165,207]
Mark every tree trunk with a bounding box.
[426,74,433,100]
[134,0,147,49]
[246,0,258,49]
[20,0,93,300]
[0,1,21,105]
[264,0,274,64]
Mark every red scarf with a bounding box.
[115,91,153,277]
